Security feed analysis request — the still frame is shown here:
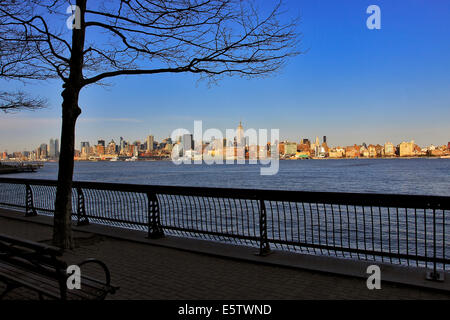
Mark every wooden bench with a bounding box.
[0,233,118,300]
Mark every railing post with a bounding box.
[147,192,164,239]
[76,187,89,226]
[258,199,271,256]
[426,208,444,282]
[25,184,37,217]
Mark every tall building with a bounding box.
[48,138,59,158]
[49,139,55,158]
[55,139,59,158]
[119,137,125,153]
[39,144,48,159]
[80,142,90,150]
[146,135,154,152]
[313,136,320,157]
[323,136,327,144]
[107,140,117,155]
[98,140,105,147]
[80,141,90,157]
[236,121,244,146]
[182,134,194,151]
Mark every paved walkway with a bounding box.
[0,215,449,300]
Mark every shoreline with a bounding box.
[72,156,449,162]
[4,156,448,164]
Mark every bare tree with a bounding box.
[0,9,47,112]
[0,91,46,112]
[0,0,300,248]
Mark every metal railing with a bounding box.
[0,177,449,277]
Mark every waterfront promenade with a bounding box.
[0,210,449,300]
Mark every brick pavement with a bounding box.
[0,215,449,300]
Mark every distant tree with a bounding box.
[0,0,300,249]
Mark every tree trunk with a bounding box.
[52,88,81,249]
[52,0,86,249]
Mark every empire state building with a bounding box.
[237,121,244,146]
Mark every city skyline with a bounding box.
[3,121,449,160]
[2,120,450,155]
[1,1,450,151]
[0,128,450,154]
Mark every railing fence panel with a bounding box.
[0,177,449,274]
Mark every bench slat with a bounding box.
[0,264,63,299]
[0,233,116,300]
[0,234,62,255]
[0,242,67,269]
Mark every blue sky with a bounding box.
[1,0,449,152]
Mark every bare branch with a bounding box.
[0,91,47,113]
[81,0,300,85]
[2,0,300,87]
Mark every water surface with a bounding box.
[3,158,450,196]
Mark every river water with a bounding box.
[1,158,449,268]
[3,158,450,196]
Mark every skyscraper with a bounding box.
[49,139,55,158]
[48,139,59,159]
[107,140,117,155]
[182,134,194,151]
[55,139,59,158]
[120,137,125,153]
[146,135,154,152]
[237,121,244,146]
[40,144,48,158]
[314,136,320,157]
[80,142,90,150]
